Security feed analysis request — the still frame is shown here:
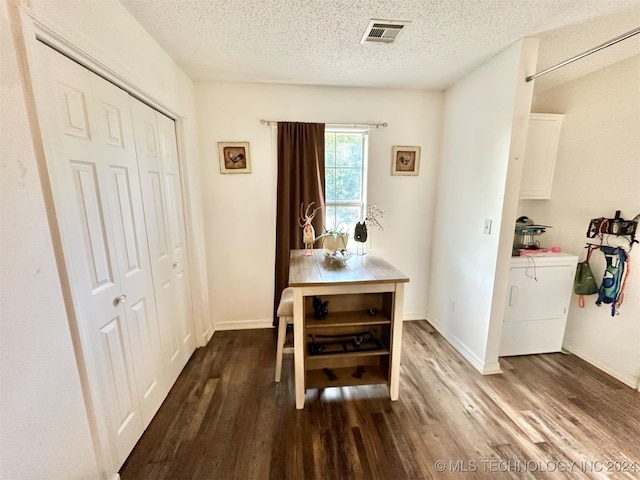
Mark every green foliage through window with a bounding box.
[324,130,367,239]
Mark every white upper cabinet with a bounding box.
[520,113,564,200]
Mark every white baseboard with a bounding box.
[200,326,214,345]
[482,361,503,375]
[403,313,426,321]
[214,319,275,331]
[562,339,640,390]
[426,314,501,375]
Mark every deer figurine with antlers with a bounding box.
[299,202,320,256]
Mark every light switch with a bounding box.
[483,218,492,235]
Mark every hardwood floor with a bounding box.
[120,321,640,480]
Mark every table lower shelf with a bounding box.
[305,365,388,389]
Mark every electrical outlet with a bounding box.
[483,218,492,235]
[450,300,455,312]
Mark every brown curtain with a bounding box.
[273,122,325,325]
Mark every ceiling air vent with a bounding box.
[361,19,410,44]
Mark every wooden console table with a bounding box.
[289,249,409,409]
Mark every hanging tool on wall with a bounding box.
[574,245,599,308]
[581,210,638,316]
[595,246,628,316]
[586,210,638,249]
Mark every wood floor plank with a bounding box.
[120,321,640,480]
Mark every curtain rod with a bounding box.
[260,119,388,129]
[526,26,640,82]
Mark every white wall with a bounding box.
[519,55,640,389]
[1,0,210,477]
[427,39,538,373]
[194,82,443,329]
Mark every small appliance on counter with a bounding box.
[512,216,551,255]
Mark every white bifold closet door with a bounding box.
[34,41,195,470]
[130,99,196,386]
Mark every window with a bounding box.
[324,129,368,239]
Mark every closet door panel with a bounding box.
[127,298,160,400]
[36,42,143,467]
[91,73,167,426]
[110,166,141,273]
[99,315,140,443]
[160,279,181,363]
[130,99,184,385]
[149,171,170,261]
[59,82,91,139]
[68,160,143,449]
[69,161,114,290]
[157,115,196,358]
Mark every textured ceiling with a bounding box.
[119,0,640,92]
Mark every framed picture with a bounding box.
[218,142,251,174]
[391,146,421,176]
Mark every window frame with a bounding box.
[324,127,369,236]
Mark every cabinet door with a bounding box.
[500,264,574,356]
[520,113,564,200]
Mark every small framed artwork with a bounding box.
[391,146,421,176]
[218,142,251,174]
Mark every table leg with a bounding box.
[293,287,305,409]
[389,282,405,400]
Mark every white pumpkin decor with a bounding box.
[321,232,348,255]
